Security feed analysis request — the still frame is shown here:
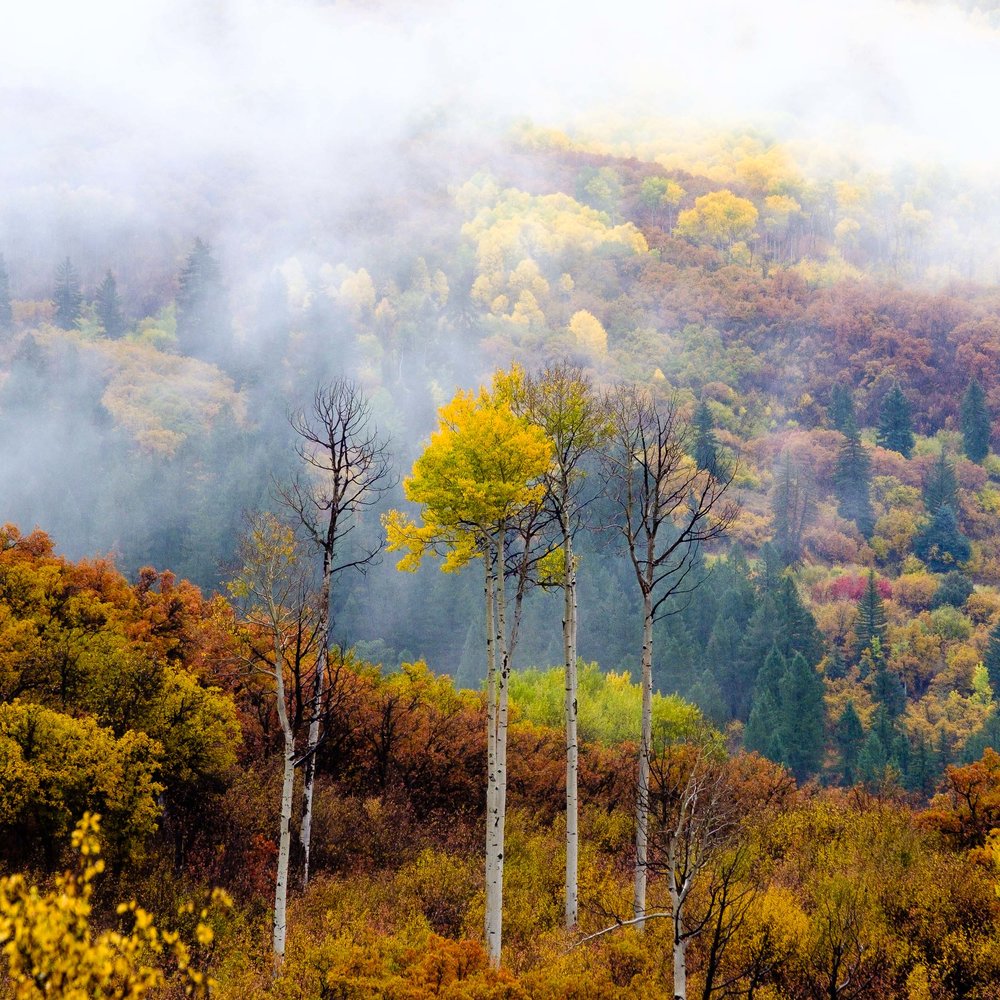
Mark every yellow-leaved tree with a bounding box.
[384,371,553,968]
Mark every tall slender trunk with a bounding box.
[670,862,688,1000]
[300,555,331,889]
[273,732,296,974]
[272,630,296,974]
[484,541,501,966]
[489,528,510,969]
[633,588,654,927]
[563,514,579,930]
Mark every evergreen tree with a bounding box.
[857,729,888,785]
[771,451,814,566]
[738,575,824,722]
[687,670,727,726]
[935,728,953,773]
[53,257,82,329]
[692,400,719,474]
[744,646,786,761]
[923,450,959,515]
[963,710,1000,764]
[176,239,230,362]
[834,425,875,537]
[872,647,906,718]
[983,620,1000,698]
[961,378,991,463]
[835,702,864,785]
[828,383,856,434]
[0,254,11,333]
[854,569,887,658]
[913,505,971,573]
[825,645,847,680]
[777,651,826,781]
[930,571,974,609]
[95,270,126,339]
[906,734,933,795]
[876,383,914,457]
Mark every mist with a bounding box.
[2,0,1000,673]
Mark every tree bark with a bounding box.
[299,549,331,889]
[491,529,510,968]
[484,542,501,967]
[633,588,654,927]
[563,516,579,930]
[273,732,296,974]
[272,621,296,974]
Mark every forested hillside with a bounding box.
[7,0,1000,994]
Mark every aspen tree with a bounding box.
[498,362,607,930]
[600,386,737,932]
[384,376,552,967]
[280,380,393,889]
[227,512,321,972]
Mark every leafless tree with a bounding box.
[277,378,395,887]
[227,511,322,973]
[600,385,739,933]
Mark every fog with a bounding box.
[3,0,999,272]
[2,0,1000,668]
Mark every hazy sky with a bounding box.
[2,0,999,201]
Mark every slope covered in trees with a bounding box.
[8,120,1000,994]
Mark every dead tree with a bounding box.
[600,385,738,934]
[278,378,394,888]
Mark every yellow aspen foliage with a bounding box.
[336,267,376,316]
[0,814,229,999]
[675,190,758,250]
[384,377,553,573]
[568,310,607,356]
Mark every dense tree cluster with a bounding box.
[7,126,1000,995]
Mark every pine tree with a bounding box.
[835,702,864,785]
[876,383,914,457]
[872,647,906,718]
[0,254,12,333]
[738,575,824,722]
[858,731,888,786]
[95,270,126,339]
[693,400,719,473]
[961,378,991,463]
[854,569,887,658]
[906,734,933,795]
[828,383,856,434]
[176,239,230,361]
[771,451,814,566]
[923,450,959,515]
[777,651,826,781]
[744,646,786,761]
[914,505,971,573]
[834,425,875,537]
[53,257,82,330]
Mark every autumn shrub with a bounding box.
[391,849,480,939]
[893,571,940,610]
[0,814,228,1000]
[928,605,974,641]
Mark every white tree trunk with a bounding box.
[272,632,296,975]
[563,522,579,930]
[633,589,654,927]
[489,530,510,969]
[673,929,687,1000]
[670,864,688,1000]
[484,545,501,966]
[272,733,296,973]
[299,564,331,889]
